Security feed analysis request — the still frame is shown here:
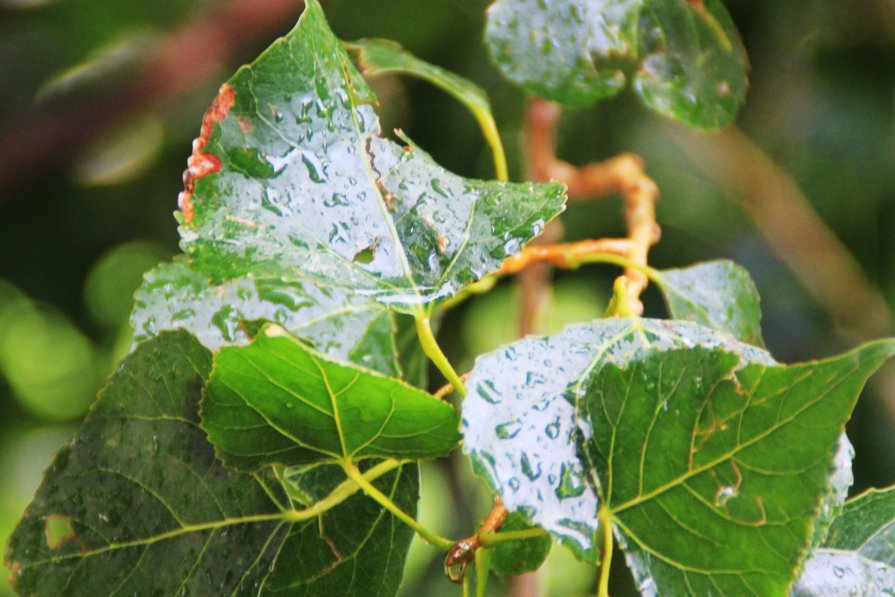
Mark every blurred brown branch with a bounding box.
[667,125,892,341]
[0,0,302,193]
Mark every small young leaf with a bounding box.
[489,512,552,576]
[3,331,418,596]
[202,325,461,471]
[484,0,749,129]
[658,259,764,346]
[132,259,400,375]
[179,0,565,314]
[792,487,895,596]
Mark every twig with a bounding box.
[444,497,508,583]
[522,98,661,313]
[433,373,470,400]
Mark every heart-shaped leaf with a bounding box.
[178,0,565,314]
[463,318,894,595]
[462,319,773,560]
[132,258,400,375]
[485,0,748,129]
[793,487,895,596]
[202,325,461,471]
[4,331,418,596]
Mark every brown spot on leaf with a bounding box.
[238,117,253,133]
[178,84,236,223]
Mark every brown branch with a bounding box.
[444,497,508,583]
[521,98,661,314]
[0,0,302,192]
[666,125,891,340]
[499,238,633,276]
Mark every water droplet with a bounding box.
[495,419,522,439]
[545,417,561,439]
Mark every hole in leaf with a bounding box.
[353,246,375,264]
[44,514,75,549]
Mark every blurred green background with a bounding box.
[1,0,894,595]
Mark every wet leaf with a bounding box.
[485,0,748,128]
[462,318,773,561]
[658,260,764,346]
[792,487,895,596]
[490,512,552,575]
[178,0,565,314]
[634,0,749,129]
[3,331,418,596]
[486,0,642,106]
[202,325,461,471]
[132,258,399,376]
[463,318,894,595]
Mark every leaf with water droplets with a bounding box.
[131,258,400,376]
[463,318,895,595]
[3,331,419,596]
[202,324,461,471]
[658,260,764,346]
[793,486,895,596]
[463,318,773,561]
[178,0,565,314]
[485,0,748,128]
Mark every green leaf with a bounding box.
[462,319,773,561]
[634,0,749,129]
[658,260,764,346]
[793,487,895,596]
[490,512,552,576]
[178,0,565,314]
[132,259,400,376]
[202,325,461,471]
[486,0,643,106]
[583,343,891,595]
[485,0,748,128]
[345,38,508,181]
[463,318,894,595]
[4,331,418,596]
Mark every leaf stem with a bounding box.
[283,458,404,521]
[597,507,614,597]
[478,527,548,547]
[342,461,454,550]
[414,312,466,396]
[475,547,492,597]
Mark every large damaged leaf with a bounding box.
[485,0,748,128]
[462,318,772,560]
[462,318,894,595]
[202,325,461,471]
[4,331,418,596]
[177,0,565,314]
